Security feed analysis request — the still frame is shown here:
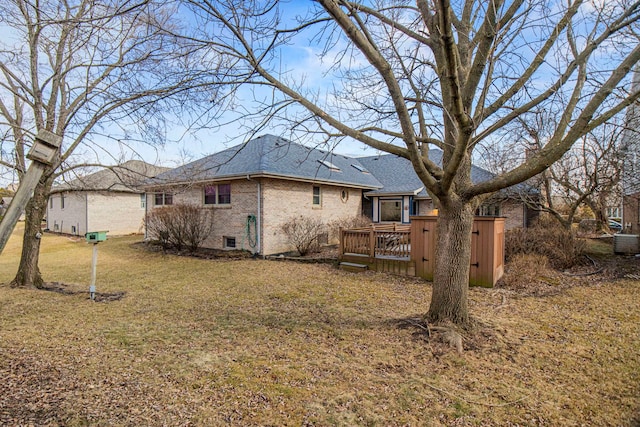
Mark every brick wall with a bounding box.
[261,178,363,255]
[147,178,364,255]
[149,179,260,253]
[501,200,525,230]
[87,192,146,235]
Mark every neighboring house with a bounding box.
[358,153,537,230]
[622,68,640,234]
[144,134,382,255]
[146,134,533,256]
[47,160,169,236]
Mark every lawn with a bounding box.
[1,225,639,426]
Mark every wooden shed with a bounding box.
[410,216,505,287]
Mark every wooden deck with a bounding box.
[339,224,415,275]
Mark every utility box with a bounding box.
[85,231,108,243]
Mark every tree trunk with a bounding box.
[426,200,475,326]
[10,176,52,289]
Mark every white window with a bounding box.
[312,186,321,206]
[478,204,501,216]
[60,194,65,209]
[140,194,146,208]
[204,183,231,205]
[154,193,173,206]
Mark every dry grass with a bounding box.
[1,224,639,426]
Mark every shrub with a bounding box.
[145,203,213,253]
[505,217,586,269]
[281,216,326,256]
[328,214,372,242]
[500,253,550,290]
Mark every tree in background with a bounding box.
[0,0,212,287]
[482,115,626,232]
[185,0,640,325]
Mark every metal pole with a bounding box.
[0,130,62,254]
[90,243,98,301]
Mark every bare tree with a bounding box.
[484,116,625,232]
[0,0,212,287]
[181,0,640,326]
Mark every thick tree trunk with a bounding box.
[10,177,52,289]
[426,200,475,326]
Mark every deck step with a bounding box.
[339,261,368,272]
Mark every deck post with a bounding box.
[369,227,375,260]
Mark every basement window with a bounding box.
[224,236,236,249]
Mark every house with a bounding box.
[146,134,532,256]
[358,152,537,230]
[622,68,640,234]
[144,134,382,255]
[47,160,169,236]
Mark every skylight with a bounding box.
[318,159,341,172]
[351,163,369,173]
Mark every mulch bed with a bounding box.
[133,241,254,261]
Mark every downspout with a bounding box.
[246,175,261,256]
[144,192,148,240]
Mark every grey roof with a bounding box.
[358,150,496,197]
[148,134,383,189]
[52,160,170,194]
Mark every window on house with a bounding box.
[478,204,501,216]
[312,186,321,206]
[224,236,236,248]
[60,194,65,209]
[380,200,402,222]
[204,183,231,205]
[140,194,146,208]
[154,192,173,206]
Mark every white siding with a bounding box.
[46,192,87,235]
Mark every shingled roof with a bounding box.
[357,150,496,197]
[52,160,170,194]
[148,134,383,189]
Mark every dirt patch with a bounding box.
[41,282,125,302]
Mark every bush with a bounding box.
[145,203,213,253]
[328,214,372,242]
[500,253,550,290]
[145,207,173,252]
[281,216,326,256]
[505,217,586,269]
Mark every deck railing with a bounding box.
[339,223,411,260]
